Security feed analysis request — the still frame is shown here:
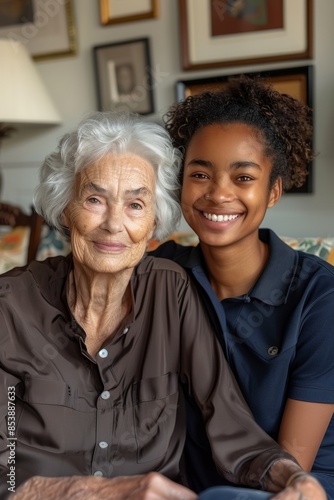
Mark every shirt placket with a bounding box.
[91,328,130,477]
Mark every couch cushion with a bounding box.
[280,236,334,265]
[36,225,71,261]
[0,226,30,273]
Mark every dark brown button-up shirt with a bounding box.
[0,255,292,496]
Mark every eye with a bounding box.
[191,172,209,179]
[87,197,101,204]
[237,175,253,182]
[130,202,142,210]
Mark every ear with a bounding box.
[267,177,282,208]
[61,207,70,229]
[148,220,156,241]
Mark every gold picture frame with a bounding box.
[0,0,76,60]
[176,66,314,193]
[179,0,313,71]
[100,0,158,25]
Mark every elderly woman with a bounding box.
[0,113,326,500]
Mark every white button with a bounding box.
[99,441,108,449]
[94,470,103,477]
[123,327,129,334]
[98,348,108,358]
[101,391,110,400]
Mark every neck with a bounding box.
[67,263,133,356]
[200,233,269,300]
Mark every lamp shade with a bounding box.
[0,39,61,125]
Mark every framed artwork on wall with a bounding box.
[176,66,314,193]
[93,38,155,115]
[0,0,76,60]
[179,0,313,70]
[100,0,158,25]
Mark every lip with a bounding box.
[93,240,127,252]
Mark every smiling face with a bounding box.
[62,153,156,274]
[181,123,282,249]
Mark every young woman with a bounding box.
[152,76,334,497]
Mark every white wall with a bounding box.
[2,0,334,237]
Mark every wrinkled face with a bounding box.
[63,153,156,274]
[181,123,281,248]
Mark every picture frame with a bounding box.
[0,0,76,61]
[100,0,158,25]
[93,38,155,115]
[176,66,314,193]
[179,0,313,70]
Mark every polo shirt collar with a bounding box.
[244,228,298,305]
[176,229,299,306]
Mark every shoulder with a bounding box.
[0,255,71,297]
[136,255,190,280]
[149,240,194,261]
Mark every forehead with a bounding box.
[77,152,156,189]
[190,123,261,143]
[186,123,266,157]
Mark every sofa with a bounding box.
[1,225,334,274]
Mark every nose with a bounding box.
[205,179,234,203]
[100,204,123,233]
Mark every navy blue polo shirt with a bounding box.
[151,228,334,495]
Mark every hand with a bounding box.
[272,474,327,500]
[12,472,198,499]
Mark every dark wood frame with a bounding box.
[93,38,154,115]
[100,0,158,25]
[0,203,44,263]
[179,0,313,71]
[176,66,314,193]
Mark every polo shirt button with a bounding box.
[101,390,110,400]
[123,327,129,334]
[94,471,103,477]
[98,348,108,358]
[268,346,279,356]
[99,441,108,449]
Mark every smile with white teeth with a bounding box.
[203,213,239,222]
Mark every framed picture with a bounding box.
[93,38,154,115]
[179,0,313,70]
[100,0,158,25]
[0,0,76,60]
[176,66,314,193]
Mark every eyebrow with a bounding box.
[82,182,153,198]
[185,159,262,170]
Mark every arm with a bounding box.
[0,365,22,499]
[278,283,334,471]
[278,399,334,471]
[178,281,296,488]
[178,281,325,495]
[12,473,197,500]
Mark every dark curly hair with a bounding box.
[164,75,314,191]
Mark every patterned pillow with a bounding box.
[281,236,334,265]
[36,225,71,261]
[0,226,30,274]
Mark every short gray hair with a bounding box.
[33,112,182,240]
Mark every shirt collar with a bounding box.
[245,228,298,305]
[175,229,299,306]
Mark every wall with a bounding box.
[2,0,334,237]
